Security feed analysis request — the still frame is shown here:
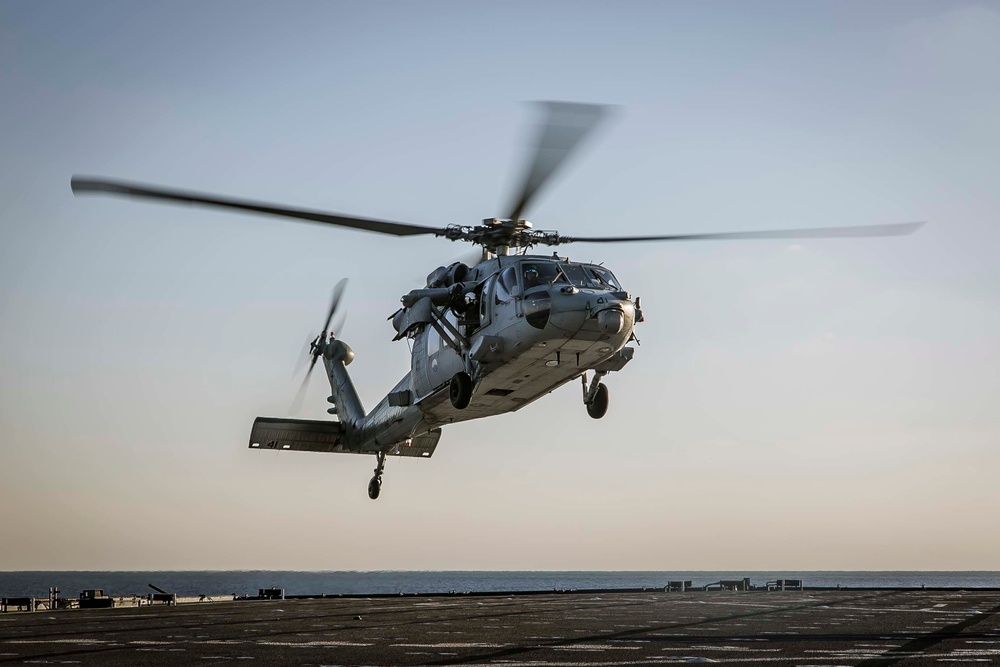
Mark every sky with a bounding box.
[1,1,998,571]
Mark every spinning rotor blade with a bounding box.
[320,278,349,336]
[506,102,610,224]
[289,279,349,415]
[72,176,447,237]
[559,221,925,244]
[288,363,315,416]
[452,246,489,268]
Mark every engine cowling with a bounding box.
[426,262,470,288]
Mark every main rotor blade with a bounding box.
[72,176,447,237]
[506,102,610,223]
[559,221,926,244]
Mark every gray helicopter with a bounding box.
[72,103,923,499]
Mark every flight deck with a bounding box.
[2,589,1000,665]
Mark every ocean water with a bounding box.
[1,571,998,598]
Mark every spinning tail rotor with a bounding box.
[290,278,349,415]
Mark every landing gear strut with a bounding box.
[368,451,386,500]
[582,371,609,419]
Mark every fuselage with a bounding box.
[328,254,638,452]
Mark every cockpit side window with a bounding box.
[520,261,561,291]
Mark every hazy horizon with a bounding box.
[4,568,998,573]
[1,1,998,571]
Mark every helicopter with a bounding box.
[72,102,923,500]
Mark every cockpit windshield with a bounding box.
[586,265,622,290]
[518,261,622,291]
[559,264,590,286]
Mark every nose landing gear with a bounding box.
[368,451,386,500]
[587,383,609,419]
[582,371,609,419]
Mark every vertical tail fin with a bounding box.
[323,338,365,431]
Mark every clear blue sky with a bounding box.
[1,0,998,570]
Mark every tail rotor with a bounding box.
[289,278,349,415]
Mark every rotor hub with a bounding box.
[440,218,561,254]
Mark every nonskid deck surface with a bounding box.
[2,590,999,665]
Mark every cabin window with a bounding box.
[479,276,494,325]
[426,325,440,357]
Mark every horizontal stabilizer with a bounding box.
[387,428,441,458]
[249,418,441,458]
[249,417,351,453]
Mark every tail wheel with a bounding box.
[450,372,473,409]
[587,383,609,419]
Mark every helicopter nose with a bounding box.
[545,289,634,336]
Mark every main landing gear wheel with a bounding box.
[587,383,609,419]
[368,452,386,500]
[450,371,472,410]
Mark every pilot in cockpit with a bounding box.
[523,266,541,290]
